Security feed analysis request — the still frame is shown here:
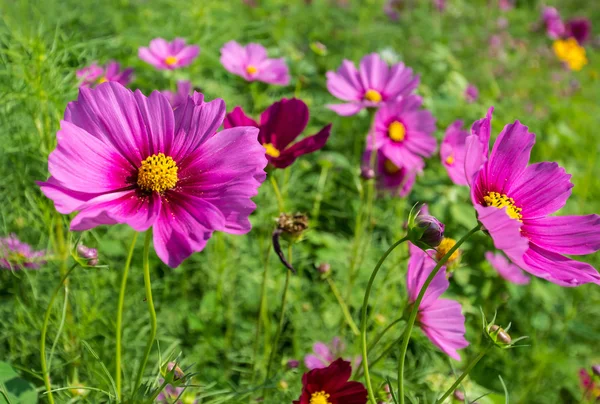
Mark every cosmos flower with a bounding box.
[364,149,418,198]
[161,81,192,110]
[579,368,600,401]
[464,107,600,286]
[369,95,436,172]
[485,251,530,285]
[464,84,479,103]
[553,38,588,71]
[156,380,197,404]
[293,359,367,404]
[0,234,45,270]
[440,120,471,186]
[406,243,469,360]
[326,53,419,116]
[138,38,200,70]
[542,6,565,39]
[224,98,331,169]
[304,337,361,370]
[76,61,133,88]
[565,18,592,45]
[220,41,290,85]
[38,83,267,268]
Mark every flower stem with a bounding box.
[326,277,360,336]
[251,239,272,382]
[115,232,139,401]
[40,263,78,404]
[133,231,156,394]
[368,316,404,353]
[269,174,285,213]
[436,344,493,403]
[397,224,481,404]
[361,236,408,403]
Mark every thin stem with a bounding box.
[361,236,408,403]
[48,283,69,371]
[269,175,285,213]
[251,239,271,382]
[40,263,78,404]
[115,232,139,400]
[436,344,493,403]
[397,224,481,404]
[134,231,156,393]
[326,278,360,336]
[146,378,169,404]
[356,333,404,379]
[368,316,404,353]
[264,245,292,397]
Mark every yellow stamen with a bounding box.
[364,89,382,103]
[246,65,258,75]
[436,238,460,263]
[165,56,178,66]
[484,191,522,221]
[263,143,281,158]
[310,391,331,404]
[388,120,406,142]
[383,159,400,174]
[97,77,108,84]
[553,38,587,71]
[445,155,455,165]
[137,153,178,193]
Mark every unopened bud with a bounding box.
[318,263,331,274]
[593,365,600,377]
[167,362,184,380]
[414,214,445,248]
[287,359,299,369]
[453,390,465,401]
[490,324,512,345]
[360,166,375,180]
[77,244,98,266]
[69,383,88,397]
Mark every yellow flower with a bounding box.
[553,38,588,71]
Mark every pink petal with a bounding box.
[326,103,363,116]
[255,58,290,85]
[220,41,248,77]
[304,354,327,370]
[485,251,530,285]
[419,299,468,360]
[383,63,419,99]
[37,177,98,214]
[245,43,268,65]
[133,90,175,156]
[139,47,167,70]
[326,60,363,102]
[406,244,449,308]
[174,45,200,66]
[223,106,259,130]
[464,107,493,187]
[259,98,309,150]
[358,53,388,93]
[522,214,600,256]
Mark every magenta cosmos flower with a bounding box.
[565,18,592,45]
[77,61,133,88]
[440,120,470,186]
[364,149,418,198]
[220,41,290,86]
[369,95,436,171]
[38,82,267,268]
[224,98,331,169]
[138,38,199,70]
[161,80,192,110]
[485,251,530,285]
[542,6,565,39]
[407,243,468,360]
[326,53,419,116]
[464,107,600,287]
[0,234,45,270]
[304,337,361,370]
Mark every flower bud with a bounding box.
[414,214,445,248]
[166,362,184,381]
[69,383,89,397]
[278,380,289,390]
[360,166,375,180]
[453,390,465,401]
[77,244,98,266]
[489,324,512,345]
[593,365,600,377]
[287,359,299,369]
[318,263,331,274]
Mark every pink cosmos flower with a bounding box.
[406,243,468,360]
[304,337,361,371]
[38,82,267,268]
[220,41,290,86]
[542,6,565,39]
[364,150,418,198]
[138,38,200,70]
[579,368,600,401]
[369,95,436,172]
[161,81,192,110]
[464,84,479,103]
[326,53,419,116]
[0,234,45,270]
[565,18,592,45]
[440,120,470,186]
[464,107,600,287]
[76,61,133,88]
[223,98,331,169]
[485,251,530,285]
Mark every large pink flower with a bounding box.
[77,61,133,88]
[369,95,436,171]
[161,80,192,110]
[38,83,267,268]
[139,38,200,70]
[440,120,470,186]
[326,53,419,116]
[406,244,468,360]
[220,41,290,85]
[465,107,600,287]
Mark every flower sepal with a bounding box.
[481,310,529,350]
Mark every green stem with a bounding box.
[326,278,360,336]
[269,174,285,213]
[116,232,139,401]
[368,316,404,353]
[397,225,481,403]
[436,344,493,403]
[356,333,404,379]
[47,283,69,371]
[146,378,169,404]
[133,231,156,393]
[361,236,408,403]
[251,239,271,382]
[40,263,78,404]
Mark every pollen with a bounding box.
[364,89,382,103]
[553,38,587,71]
[246,65,258,75]
[383,159,400,174]
[445,155,455,165]
[165,56,178,66]
[484,191,523,221]
[137,153,178,193]
[310,391,331,404]
[97,77,108,84]
[388,120,406,142]
[436,238,460,263]
[263,143,281,158]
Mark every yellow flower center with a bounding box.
[553,38,587,71]
[246,65,258,75]
[165,56,179,66]
[484,191,522,221]
[364,89,382,103]
[137,153,178,193]
[445,155,455,165]
[97,77,108,84]
[310,391,331,404]
[263,143,281,158]
[388,120,406,142]
[436,238,460,263]
[383,159,400,174]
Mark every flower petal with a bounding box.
[220,40,248,76]
[326,102,363,116]
[522,214,600,255]
[420,299,469,361]
[464,107,493,187]
[358,53,388,93]
[133,90,175,156]
[326,60,363,102]
[273,124,331,168]
[37,177,98,214]
[224,106,259,130]
[259,98,309,150]
[485,251,530,285]
[407,244,449,308]
[384,63,419,99]
[255,58,290,85]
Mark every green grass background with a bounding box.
[0,0,599,402]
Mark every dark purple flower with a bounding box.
[565,18,592,44]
